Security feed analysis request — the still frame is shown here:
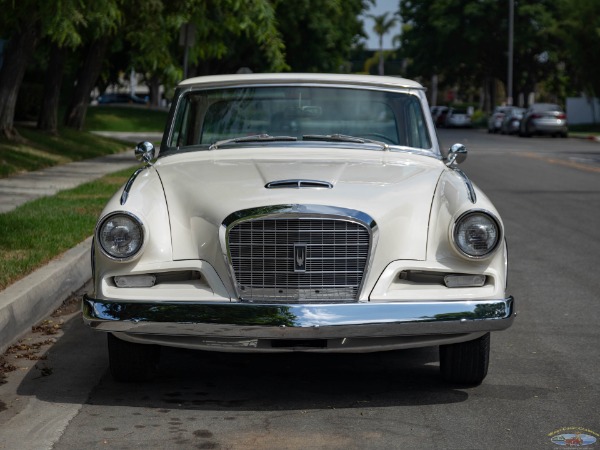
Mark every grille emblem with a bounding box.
[294,243,307,272]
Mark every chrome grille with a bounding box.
[228,218,370,302]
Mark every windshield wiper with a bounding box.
[209,134,297,150]
[302,134,389,150]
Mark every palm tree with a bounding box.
[367,12,398,76]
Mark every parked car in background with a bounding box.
[519,103,568,137]
[83,73,514,386]
[445,108,471,127]
[487,106,511,133]
[500,107,525,135]
[97,93,149,105]
[431,105,449,127]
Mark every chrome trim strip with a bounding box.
[218,205,378,301]
[265,179,333,189]
[83,295,515,338]
[120,168,145,205]
[453,168,477,204]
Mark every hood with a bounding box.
[155,147,444,270]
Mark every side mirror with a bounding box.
[135,141,155,166]
[446,143,467,166]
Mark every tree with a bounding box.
[399,0,562,109]
[62,0,121,130]
[273,0,371,73]
[188,0,287,75]
[37,0,88,134]
[555,0,600,98]
[118,0,183,106]
[368,12,398,75]
[0,1,41,139]
[102,0,288,106]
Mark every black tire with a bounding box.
[439,333,490,385]
[519,122,531,137]
[108,333,160,382]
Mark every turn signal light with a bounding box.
[114,275,156,288]
[444,274,486,288]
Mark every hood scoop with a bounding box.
[265,179,333,189]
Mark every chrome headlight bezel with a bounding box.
[450,210,502,260]
[96,211,146,262]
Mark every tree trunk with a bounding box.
[0,20,39,140]
[37,45,68,134]
[148,74,161,108]
[64,37,110,130]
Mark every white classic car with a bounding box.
[83,73,514,385]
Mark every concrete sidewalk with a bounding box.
[0,131,162,214]
[0,135,155,353]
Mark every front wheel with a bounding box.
[439,333,490,385]
[108,333,160,382]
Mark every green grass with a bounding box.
[85,105,168,132]
[0,126,129,178]
[0,107,166,178]
[0,106,167,288]
[0,167,136,290]
[568,123,600,136]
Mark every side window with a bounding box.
[169,97,190,148]
[405,97,431,149]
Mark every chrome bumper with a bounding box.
[82,295,515,339]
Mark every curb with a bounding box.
[0,237,92,354]
[571,134,600,142]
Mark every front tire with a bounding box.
[439,333,490,385]
[108,333,160,382]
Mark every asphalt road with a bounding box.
[1,129,599,449]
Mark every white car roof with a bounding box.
[178,73,425,90]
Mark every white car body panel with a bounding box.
[85,74,513,377]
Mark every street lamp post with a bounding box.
[179,23,196,80]
[507,0,514,106]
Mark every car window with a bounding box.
[403,95,431,149]
[534,104,561,112]
[168,86,432,151]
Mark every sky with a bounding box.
[360,0,401,50]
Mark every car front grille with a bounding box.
[228,218,371,302]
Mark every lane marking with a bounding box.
[515,152,600,174]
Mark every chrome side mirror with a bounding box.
[135,141,155,166]
[446,143,467,166]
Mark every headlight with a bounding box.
[97,212,145,260]
[452,210,501,259]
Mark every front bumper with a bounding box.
[83,295,515,340]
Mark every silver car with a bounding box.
[500,107,525,135]
[445,108,471,127]
[488,106,511,133]
[519,103,568,137]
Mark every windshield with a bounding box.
[167,85,432,151]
